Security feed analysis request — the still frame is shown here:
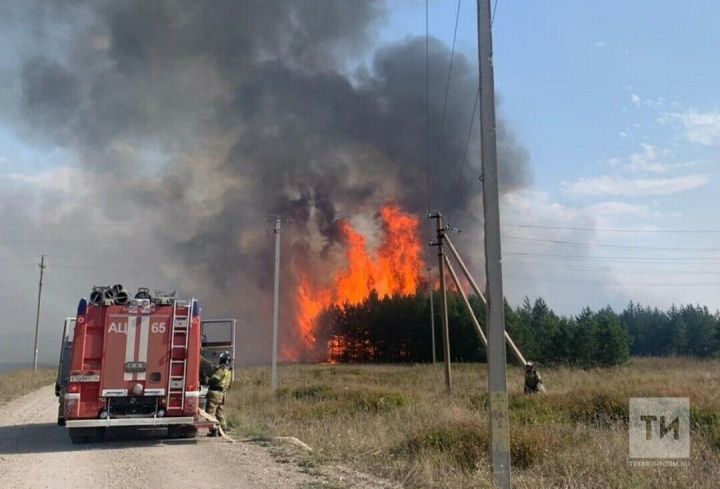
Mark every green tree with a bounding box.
[593,307,630,366]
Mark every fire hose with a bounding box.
[198,409,313,451]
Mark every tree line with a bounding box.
[314,291,720,367]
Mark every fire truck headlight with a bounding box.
[99,410,109,419]
[131,383,143,396]
[157,409,165,418]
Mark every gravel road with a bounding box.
[0,385,387,489]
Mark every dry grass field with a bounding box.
[226,358,720,489]
[0,368,56,406]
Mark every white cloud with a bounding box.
[624,144,667,173]
[493,188,718,314]
[6,166,85,193]
[561,174,709,196]
[645,96,665,108]
[603,144,695,174]
[627,92,666,109]
[502,189,595,228]
[583,201,681,220]
[664,109,720,145]
[584,201,649,217]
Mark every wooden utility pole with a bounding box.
[476,0,512,486]
[271,217,281,391]
[429,212,452,393]
[427,266,437,364]
[32,255,46,372]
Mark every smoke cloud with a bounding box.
[3,0,532,364]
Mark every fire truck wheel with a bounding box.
[168,425,197,439]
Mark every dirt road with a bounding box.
[0,386,390,489]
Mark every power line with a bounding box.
[504,250,720,263]
[503,260,720,276]
[0,263,40,272]
[504,273,720,288]
[425,0,431,212]
[49,263,165,273]
[504,223,720,234]
[0,230,266,246]
[0,221,171,228]
[491,0,500,26]
[433,0,463,205]
[504,235,720,252]
[447,89,480,220]
[437,0,462,138]
[0,256,40,263]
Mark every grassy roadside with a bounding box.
[225,358,720,489]
[0,368,56,406]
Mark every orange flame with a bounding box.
[295,204,424,356]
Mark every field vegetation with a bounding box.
[226,358,720,489]
[0,368,56,406]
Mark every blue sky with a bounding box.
[377,0,720,313]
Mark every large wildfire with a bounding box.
[294,204,425,359]
[6,1,532,366]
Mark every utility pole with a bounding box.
[427,266,437,364]
[32,255,46,372]
[477,0,512,487]
[271,217,281,391]
[428,212,452,394]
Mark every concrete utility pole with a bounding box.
[476,0,512,486]
[32,255,46,372]
[429,213,452,394]
[271,217,281,391]
[427,266,437,364]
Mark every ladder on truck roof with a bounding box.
[167,299,193,413]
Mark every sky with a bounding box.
[1,1,719,367]
[380,0,720,312]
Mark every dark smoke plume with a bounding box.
[7,0,532,363]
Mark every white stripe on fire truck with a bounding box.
[136,316,150,381]
[124,316,137,381]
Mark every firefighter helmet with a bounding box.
[219,351,231,366]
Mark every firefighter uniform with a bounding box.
[523,363,544,394]
[206,364,232,434]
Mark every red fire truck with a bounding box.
[59,285,236,443]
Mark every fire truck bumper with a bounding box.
[66,416,196,428]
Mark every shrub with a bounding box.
[399,422,558,471]
[400,422,488,470]
[559,391,628,426]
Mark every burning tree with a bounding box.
[292,204,425,361]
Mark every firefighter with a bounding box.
[206,351,232,437]
[523,362,544,394]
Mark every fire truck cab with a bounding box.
[60,286,235,443]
